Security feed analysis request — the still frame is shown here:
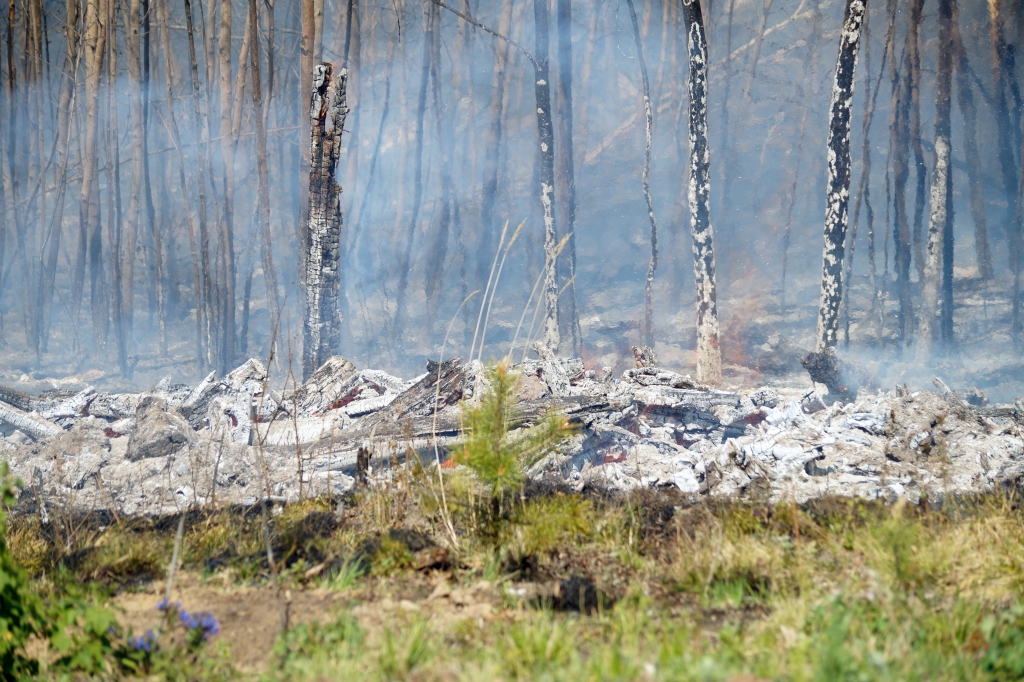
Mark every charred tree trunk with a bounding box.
[183,0,215,367]
[430,0,558,351]
[302,65,348,379]
[556,0,579,355]
[298,0,316,273]
[842,7,877,346]
[681,0,720,384]
[534,0,559,353]
[919,0,953,358]
[892,50,913,347]
[949,0,992,281]
[158,0,205,368]
[813,0,865,352]
[907,0,926,281]
[626,0,659,349]
[248,0,280,336]
[988,0,1022,334]
[39,0,79,352]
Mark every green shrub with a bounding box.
[0,461,42,680]
[981,604,1024,680]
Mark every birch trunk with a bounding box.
[302,65,348,379]
[681,0,720,384]
[814,0,865,352]
[626,0,658,349]
[534,0,559,353]
[919,0,953,358]
[949,0,992,280]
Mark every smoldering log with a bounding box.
[303,64,349,380]
[814,0,865,352]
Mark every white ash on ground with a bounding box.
[1,353,1022,517]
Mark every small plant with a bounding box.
[0,462,42,680]
[459,360,573,507]
[273,613,363,670]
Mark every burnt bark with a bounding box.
[907,0,926,281]
[302,65,349,380]
[183,0,215,367]
[814,0,865,352]
[534,0,559,353]
[987,0,1022,333]
[556,0,579,355]
[681,0,720,384]
[892,49,913,347]
[950,0,992,280]
[919,0,953,357]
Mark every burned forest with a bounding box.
[5,0,1024,678]
[0,0,1019,395]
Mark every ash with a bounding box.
[3,351,1023,517]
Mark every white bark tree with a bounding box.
[681,0,721,384]
[814,0,866,351]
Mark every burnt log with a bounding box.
[302,64,349,379]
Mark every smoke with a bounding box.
[0,0,1022,400]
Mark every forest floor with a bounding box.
[6,476,1024,680]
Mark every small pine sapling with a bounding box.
[458,361,573,506]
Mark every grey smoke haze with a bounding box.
[0,0,1022,399]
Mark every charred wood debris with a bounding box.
[2,347,1023,517]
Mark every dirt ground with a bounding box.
[114,570,500,673]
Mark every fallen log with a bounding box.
[0,401,60,440]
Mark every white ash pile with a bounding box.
[1,349,1022,516]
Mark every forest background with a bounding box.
[1,0,1022,398]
